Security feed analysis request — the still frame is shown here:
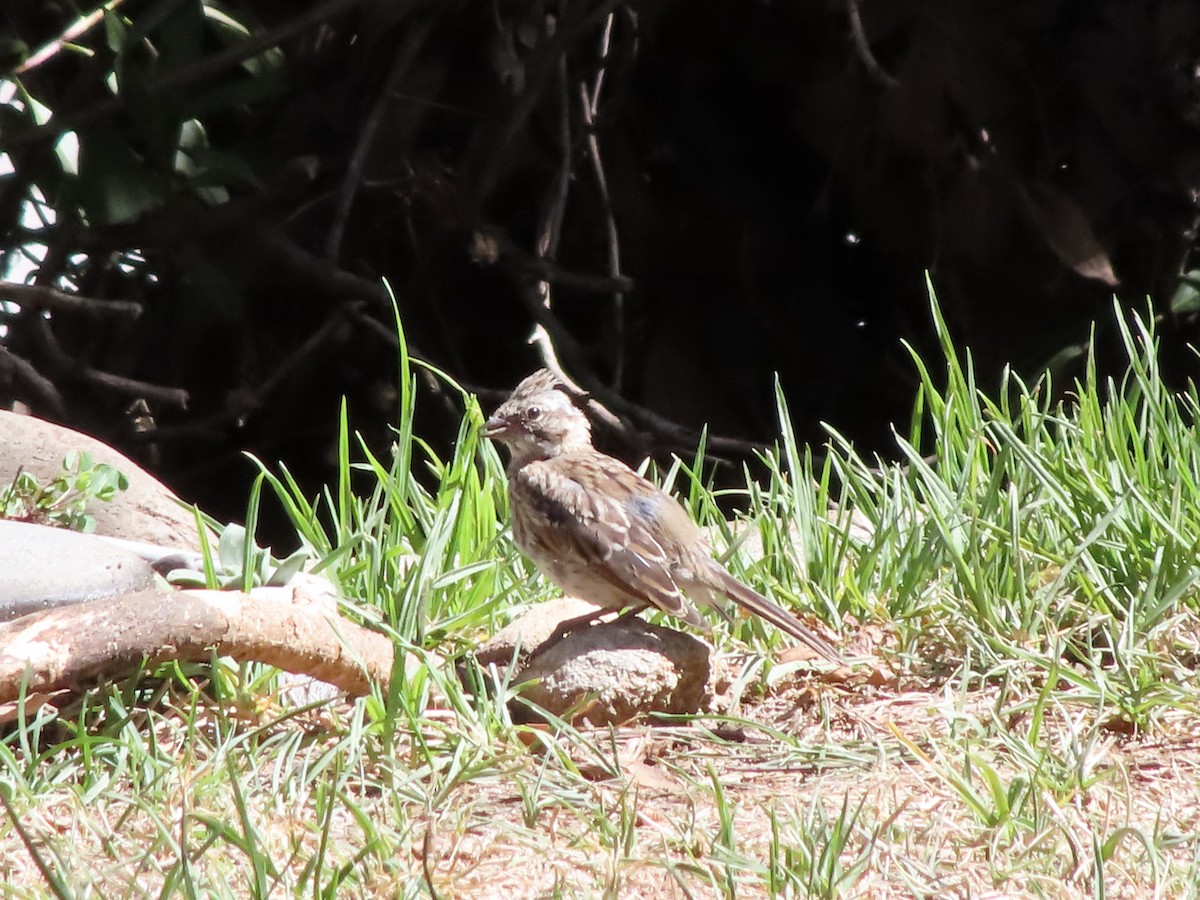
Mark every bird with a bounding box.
[484,369,846,665]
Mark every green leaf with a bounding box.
[180,146,263,190]
[217,522,248,571]
[157,0,205,79]
[76,125,163,224]
[267,550,309,587]
[1170,270,1200,316]
[181,66,286,119]
[103,9,128,54]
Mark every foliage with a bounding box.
[0,449,128,531]
[164,519,309,590]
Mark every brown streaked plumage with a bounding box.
[484,369,846,665]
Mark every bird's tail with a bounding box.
[708,564,847,666]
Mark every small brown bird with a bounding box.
[484,369,846,665]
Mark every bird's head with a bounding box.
[485,369,592,463]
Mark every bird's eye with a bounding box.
[526,405,542,421]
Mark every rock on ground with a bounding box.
[0,520,156,621]
[0,410,207,551]
[473,598,731,725]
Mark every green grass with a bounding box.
[3,287,1200,896]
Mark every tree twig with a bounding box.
[0,345,67,420]
[539,7,573,267]
[465,0,620,204]
[0,281,143,319]
[577,12,626,387]
[510,287,763,457]
[128,302,361,443]
[12,0,126,75]
[524,7,578,393]
[846,0,897,90]
[476,226,634,293]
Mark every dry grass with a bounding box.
[2,662,1197,898]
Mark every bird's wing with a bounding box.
[513,453,707,626]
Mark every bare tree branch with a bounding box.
[0,281,143,319]
[577,13,626,387]
[475,226,634,293]
[465,0,620,204]
[77,369,189,408]
[846,0,897,90]
[12,0,127,75]
[508,284,763,457]
[0,345,67,420]
[325,5,434,261]
[257,224,392,307]
[5,233,188,410]
[128,302,362,443]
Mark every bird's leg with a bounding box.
[528,608,611,661]
[528,602,650,662]
[612,604,651,624]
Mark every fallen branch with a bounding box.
[0,588,394,703]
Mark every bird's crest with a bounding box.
[510,369,587,406]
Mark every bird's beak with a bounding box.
[483,413,511,439]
